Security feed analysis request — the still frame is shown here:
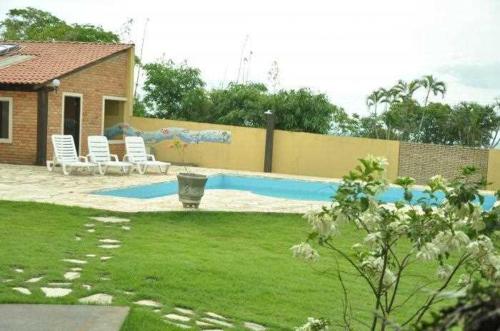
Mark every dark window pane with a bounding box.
[0,101,10,139]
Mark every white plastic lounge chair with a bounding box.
[124,136,170,174]
[87,136,133,175]
[47,135,97,175]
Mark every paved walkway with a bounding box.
[0,164,329,213]
[0,304,129,331]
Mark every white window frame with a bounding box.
[61,92,83,153]
[102,96,127,144]
[0,97,13,144]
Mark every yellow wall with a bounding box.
[273,130,400,181]
[129,117,266,171]
[487,149,500,190]
[129,117,401,180]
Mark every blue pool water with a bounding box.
[96,174,497,210]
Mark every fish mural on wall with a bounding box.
[104,123,231,145]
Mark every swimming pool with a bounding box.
[95,174,497,210]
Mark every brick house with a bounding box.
[0,41,134,165]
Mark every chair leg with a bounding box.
[46,161,54,172]
[97,164,105,175]
[62,164,70,175]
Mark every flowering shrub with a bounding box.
[292,156,500,330]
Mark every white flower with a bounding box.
[295,317,329,331]
[416,242,441,261]
[305,212,336,238]
[432,230,470,253]
[436,264,453,280]
[364,232,382,247]
[352,243,363,251]
[291,242,319,262]
[383,269,396,288]
[380,203,397,212]
[361,256,384,273]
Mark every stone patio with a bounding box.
[0,163,331,213]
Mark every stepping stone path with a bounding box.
[48,282,71,287]
[202,317,234,328]
[75,236,82,241]
[82,284,92,290]
[100,256,112,261]
[86,254,96,258]
[70,267,82,272]
[196,321,213,327]
[90,216,130,224]
[134,300,162,308]
[175,307,194,315]
[14,268,24,273]
[62,259,87,265]
[12,287,31,295]
[87,229,95,233]
[122,226,131,231]
[166,322,191,329]
[99,244,120,249]
[79,293,113,305]
[63,272,80,280]
[41,287,72,298]
[165,313,191,322]
[244,322,267,331]
[84,223,95,228]
[99,239,121,244]
[206,312,229,320]
[25,276,43,283]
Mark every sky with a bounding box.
[1,0,499,115]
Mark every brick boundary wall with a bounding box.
[398,142,489,184]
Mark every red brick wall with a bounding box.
[47,50,130,160]
[0,91,38,164]
[0,50,130,165]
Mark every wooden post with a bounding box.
[264,110,275,173]
[36,88,49,166]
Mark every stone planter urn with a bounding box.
[177,173,208,208]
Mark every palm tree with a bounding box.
[418,75,447,132]
[366,89,385,117]
[421,75,446,106]
[392,79,422,101]
[366,88,386,138]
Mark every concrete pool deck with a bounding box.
[0,164,331,213]
[0,304,129,331]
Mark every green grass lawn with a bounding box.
[0,200,447,330]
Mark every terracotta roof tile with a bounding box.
[0,41,133,85]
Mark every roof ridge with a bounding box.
[0,40,134,47]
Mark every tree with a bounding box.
[418,75,446,132]
[293,157,500,330]
[420,75,446,107]
[267,88,345,134]
[392,79,422,101]
[449,102,500,148]
[142,60,210,121]
[0,7,119,42]
[208,83,267,127]
[366,88,388,139]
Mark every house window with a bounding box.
[103,97,126,142]
[0,97,12,143]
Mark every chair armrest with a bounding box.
[110,154,119,161]
[123,154,133,162]
[147,154,156,161]
[79,156,89,163]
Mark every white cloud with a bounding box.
[1,0,499,114]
